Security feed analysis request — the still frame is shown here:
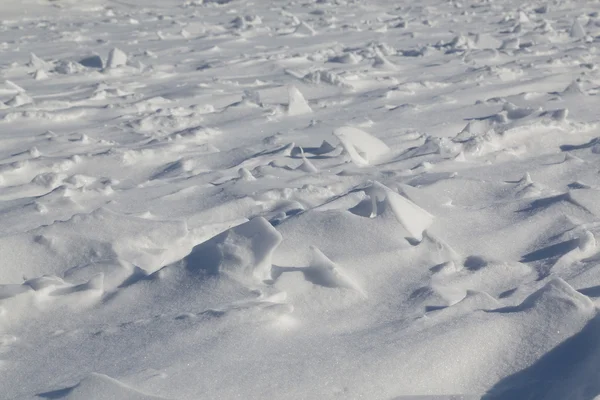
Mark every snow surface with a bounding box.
[1,0,600,398]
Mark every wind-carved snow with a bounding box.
[2,0,600,398]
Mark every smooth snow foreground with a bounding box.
[1,0,600,399]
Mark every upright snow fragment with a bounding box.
[238,167,256,181]
[106,48,128,68]
[296,147,318,173]
[295,21,316,36]
[0,80,25,95]
[372,47,397,70]
[33,70,48,80]
[561,81,584,96]
[305,246,366,297]
[5,93,33,107]
[518,11,531,24]
[570,19,586,39]
[333,126,390,166]
[367,181,434,241]
[287,85,312,116]
[28,53,47,69]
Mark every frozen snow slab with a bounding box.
[286,85,312,116]
[334,126,390,165]
[367,181,434,241]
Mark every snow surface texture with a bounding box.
[1,0,600,399]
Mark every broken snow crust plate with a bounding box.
[334,126,390,165]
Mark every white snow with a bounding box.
[106,48,128,69]
[334,126,391,165]
[367,181,434,241]
[286,85,312,116]
[2,0,600,399]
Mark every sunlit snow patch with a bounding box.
[334,126,390,166]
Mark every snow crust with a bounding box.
[1,0,600,399]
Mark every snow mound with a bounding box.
[38,373,170,400]
[515,278,594,314]
[0,208,189,283]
